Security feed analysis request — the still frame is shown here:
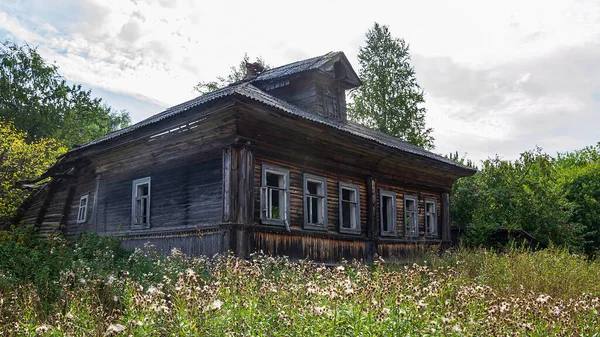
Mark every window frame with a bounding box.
[379,190,397,237]
[76,194,89,224]
[303,173,328,231]
[338,182,361,235]
[260,164,290,228]
[425,199,438,237]
[404,194,419,238]
[131,177,151,229]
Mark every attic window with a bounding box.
[323,86,340,119]
[303,174,327,231]
[339,182,360,234]
[380,190,397,236]
[260,164,290,227]
[132,177,151,229]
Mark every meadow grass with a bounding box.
[1,231,599,336]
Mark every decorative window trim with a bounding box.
[379,190,397,237]
[425,199,438,237]
[131,177,151,229]
[339,182,361,235]
[303,173,328,231]
[76,194,89,224]
[404,194,419,238]
[260,164,290,228]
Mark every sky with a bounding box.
[1,0,599,163]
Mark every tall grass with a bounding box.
[1,230,599,336]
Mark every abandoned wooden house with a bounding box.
[16,51,476,263]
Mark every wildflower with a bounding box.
[186,268,195,277]
[382,308,391,316]
[66,312,74,320]
[418,299,428,308]
[134,320,144,326]
[312,306,327,316]
[106,275,116,286]
[79,278,86,284]
[536,294,551,304]
[35,325,51,333]
[147,286,158,295]
[336,265,345,272]
[210,299,223,311]
[453,325,462,332]
[105,323,126,335]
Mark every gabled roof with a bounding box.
[251,51,361,88]
[67,80,475,173]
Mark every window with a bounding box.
[339,182,360,234]
[131,177,151,229]
[404,195,418,237]
[76,194,89,224]
[303,174,327,230]
[260,165,290,227]
[425,200,438,236]
[380,190,397,236]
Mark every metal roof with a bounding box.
[250,51,340,83]
[66,54,474,173]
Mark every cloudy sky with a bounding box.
[1,0,599,163]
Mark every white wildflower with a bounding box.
[312,306,327,316]
[382,308,391,316]
[35,325,51,333]
[105,323,126,335]
[186,268,195,277]
[210,299,223,311]
[336,265,345,272]
[453,325,462,332]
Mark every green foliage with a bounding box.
[565,165,600,257]
[1,238,599,336]
[0,40,130,147]
[194,53,269,95]
[452,144,600,255]
[349,23,434,150]
[0,122,66,226]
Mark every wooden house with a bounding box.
[16,52,476,263]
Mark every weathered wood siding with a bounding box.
[65,153,222,237]
[121,230,228,257]
[376,181,442,239]
[253,154,368,235]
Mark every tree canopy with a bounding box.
[0,122,66,227]
[349,23,434,150]
[194,53,269,95]
[0,41,130,148]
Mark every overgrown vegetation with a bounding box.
[452,144,600,256]
[0,122,66,227]
[1,232,599,336]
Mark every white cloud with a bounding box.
[1,0,599,162]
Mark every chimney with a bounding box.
[244,62,264,80]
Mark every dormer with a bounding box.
[250,52,361,123]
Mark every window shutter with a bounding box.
[260,186,267,219]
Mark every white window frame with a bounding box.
[131,177,151,229]
[303,173,328,231]
[425,199,438,236]
[380,190,397,237]
[76,194,89,224]
[339,182,361,235]
[404,195,419,238]
[260,164,290,228]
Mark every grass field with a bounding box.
[1,232,599,336]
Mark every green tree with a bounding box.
[194,53,269,94]
[451,148,579,249]
[349,23,434,150]
[0,41,130,147]
[0,122,66,227]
